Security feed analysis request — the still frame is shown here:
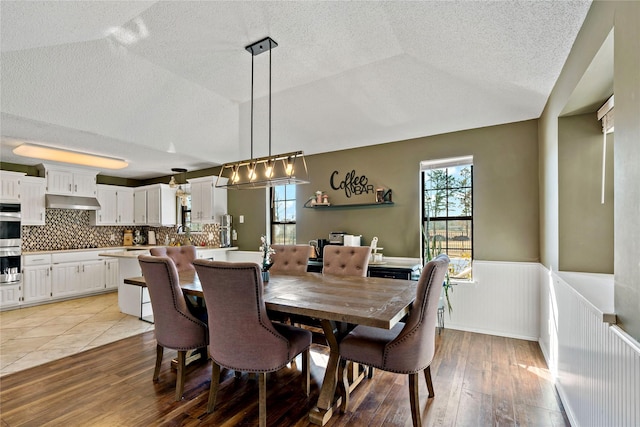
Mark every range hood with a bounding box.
[45,194,101,210]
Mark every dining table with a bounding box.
[124,270,418,426]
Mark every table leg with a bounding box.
[308,319,345,426]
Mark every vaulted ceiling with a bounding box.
[1,1,592,179]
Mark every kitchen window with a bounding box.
[271,185,296,244]
[421,156,473,279]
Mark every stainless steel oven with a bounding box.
[0,203,22,286]
[0,247,21,285]
[0,203,21,247]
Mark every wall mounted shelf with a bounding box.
[304,200,394,209]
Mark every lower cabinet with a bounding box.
[13,250,119,308]
[51,263,81,298]
[22,264,52,303]
[51,260,108,297]
[0,284,22,308]
[105,258,119,290]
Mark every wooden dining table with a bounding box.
[124,270,417,426]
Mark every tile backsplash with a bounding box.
[21,209,221,251]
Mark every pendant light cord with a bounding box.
[269,42,272,157]
[251,53,254,159]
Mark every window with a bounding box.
[271,185,296,244]
[421,156,473,279]
[177,195,202,233]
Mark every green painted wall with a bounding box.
[540,0,640,341]
[559,113,614,273]
[228,119,539,261]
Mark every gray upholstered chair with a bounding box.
[193,260,312,427]
[270,244,311,274]
[338,254,450,427]
[150,245,197,272]
[151,245,205,321]
[137,255,208,401]
[322,245,371,277]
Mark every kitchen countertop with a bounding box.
[23,245,236,256]
[100,246,237,259]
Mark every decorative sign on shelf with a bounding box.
[329,169,391,202]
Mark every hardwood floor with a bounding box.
[0,329,568,426]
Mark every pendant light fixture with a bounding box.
[216,37,309,189]
[169,167,189,206]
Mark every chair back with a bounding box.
[193,260,297,372]
[270,244,311,274]
[322,245,371,277]
[384,254,449,373]
[150,245,196,272]
[137,255,208,350]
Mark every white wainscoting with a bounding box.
[445,260,540,340]
[538,267,640,427]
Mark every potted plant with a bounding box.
[259,235,275,282]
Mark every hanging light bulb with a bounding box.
[231,164,240,183]
[248,161,257,181]
[264,159,275,178]
[285,156,294,176]
[169,176,177,188]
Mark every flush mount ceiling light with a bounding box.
[169,167,189,206]
[216,37,309,189]
[13,143,128,170]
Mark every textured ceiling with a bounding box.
[0,1,592,179]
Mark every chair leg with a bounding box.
[368,366,375,379]
[408,372,422,427]
[338,359,350,413]
[207,361,221,413]
[175,350,186,401]
[258,372,267,427]
[424,366,434,398]
[302,348,310,396]
[153,344,163,381]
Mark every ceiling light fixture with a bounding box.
[169,167,189,206]
[13,143,128,170]
[216,37,309,189]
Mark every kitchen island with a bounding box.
[99,246,237,319]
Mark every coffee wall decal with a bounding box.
[330,170,375,198]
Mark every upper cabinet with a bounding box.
[21,176,46,225]
[188,176,228,224]
[90,185,134,226]
[37,164,98,197]
[0,171,24,202]
[134,184,176,226]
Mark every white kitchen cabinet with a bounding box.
[20,176,46,225]
[134,184,176,226]
[188,176,228,224]
[104,258,119,290]
[80,260,105,292]
[37,164,98,197]
[22,254,52,304]
[117,188,134,224]
[0,284,21,308]
[0,171,24,202]
[51,263,81,297]
[23,265,52,303]
[91,185,134,226]
[50,251,106,298]
[133,188,147,224]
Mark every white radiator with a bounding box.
[538,268,640,427]
[445,260,540,340]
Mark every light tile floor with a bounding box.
[0,292,154,376]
